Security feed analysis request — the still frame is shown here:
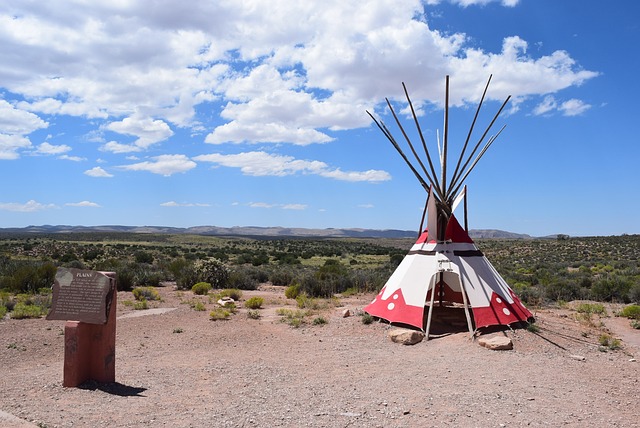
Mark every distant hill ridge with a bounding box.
[0,225,533,239]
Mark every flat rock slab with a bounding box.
[118,308,177,319]
[478,335,513,350]
[0,410,39,427]
[388,328,425,345]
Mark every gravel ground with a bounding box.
[0,284,638,428]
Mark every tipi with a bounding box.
[364,76,533,338]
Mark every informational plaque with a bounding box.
[47,268,115,324]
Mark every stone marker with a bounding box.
[46,268,117,387]
[388,328,425,345]
[478,335,513,351]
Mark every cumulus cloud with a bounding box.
[0,0,597,152]
[84,166,114,177]
[533,95,591,117]
[194,151,391,182]
[0,99,48,159]
[120,154,196,176]
[36,142,71,155]
[104,114,174,151]
[65,201,101,207]
[0,199,57,212]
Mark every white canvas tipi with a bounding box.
[364,76,534,336]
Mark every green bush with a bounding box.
[227,269,259,290]
[191,282,212,296]
[209,308,231,321]
[0,305,7,319]
[219,289,243,301]
[134,300,148,310]
[247,309,261,319]
[312,316,327,325]
[270,269,294,286]
[284,283,301,299]
[244,296,264,309]
[194,258,229,288]
[11,302,46,319]
[361,313,374,325]
[192,301,206,311]
[618,304,640,320]
[132,287,161,301]
[576,303,607,316]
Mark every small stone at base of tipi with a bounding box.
[569,354,586,361]
[388,328,425,345]
[477,335,513,350]
[342,309,351,318]
[629,358,637,362]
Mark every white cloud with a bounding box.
[84,166,114,177]
[0,199,57,212]
[0,1,597,150]
[0,99,48,159]
[65,201,101,207]
[358,204,375,209]
[559,99,591,116]
[59,154,87,161]
[249,202,276,209]
[282,204,307,210]
[160,201,210,207]
[120,154,196,176]
[104,114,174,150]
[533,95,591,117]
[249,202,307,210]
[533,95,557,116]
[37,142,71,155]
[194,151,391,182]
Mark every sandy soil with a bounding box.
[0,284,638,428]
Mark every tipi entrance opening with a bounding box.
[423,270,475,339]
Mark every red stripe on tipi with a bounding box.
[364,288,424,330]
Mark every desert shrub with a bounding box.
[361,313,374,325]
[11,302,46,319]
[526,323,541,333]
[227,269,259,290]
[296,294,326,310]
[284,283,301,299]
[544,280,580,302]
[247,309,261,319]
[191,282,212,296]
[0,261,56,294]
[192,301,206,311]
[134,300,148,310]
[219,289,242,301]
[276,308,308,328]
[209,308,231,321]
[628,283,640,304]
[194,258,229,288]
[312,316,327,325]
[576,302,607,316]
[598,333,621,350]
[618,304,640,320]
[590,276,632,302]
[0,305,7,319]
[134,250,154,264]
[175,264,199,290]
[244,296,264,309]
[132,287,161,301]
[270,269,294,286]
[115,264,136,291]
[511,283,544,307]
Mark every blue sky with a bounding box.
[0,0,637,237]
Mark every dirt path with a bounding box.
[1,285,638,427]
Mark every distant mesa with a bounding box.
[0,224,532,239]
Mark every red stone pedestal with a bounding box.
[63,288,117,387]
